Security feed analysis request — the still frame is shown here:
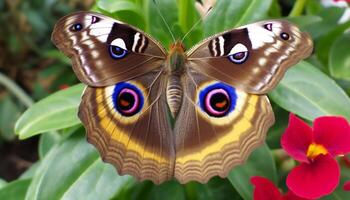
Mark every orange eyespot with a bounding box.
[120,99,130,107]
[215,100,227,108]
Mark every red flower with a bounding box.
[281,114,350,199]
[250,176,311,200]
[344,181,350,191]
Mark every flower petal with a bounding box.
[343,181,350,191]
[286,155,340,199]
[281,113,313,162]
[251,176,283,200]
[283,191,312,200]
[313,116,350,156]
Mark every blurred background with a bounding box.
[0,0,95,181]
[0,0,350,199]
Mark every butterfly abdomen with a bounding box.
[166,75,183,118]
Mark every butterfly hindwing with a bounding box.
[78,70,175,184]
[187,20,313,94]
[52,12,166,86]
[174,71,274,183]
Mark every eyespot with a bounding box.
[109,38,128,59]
[199,82,237,117]
[280,32,290,40]
[91,16,100,24]
[71,23,83,32]
[109,46,128,59]
[227,43,249,64]
[264,23,273,31]
[112,82,144,116]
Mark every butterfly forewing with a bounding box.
[52,12,166,87]
[187,20,313,94]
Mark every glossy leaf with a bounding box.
[329,32,350,81]
[25,132,134,200]
[0,96,21,140]
[0,179,6,189]
[177,0,202,48]
[270,61,350,121]
[38,132,61,159]
[185,178,242,200]
[204,0,272,36]
[147,0,180,48]
[97,0,145,30]
[0,179,31,200]
[228,143,277,200]
[15,84,84,139]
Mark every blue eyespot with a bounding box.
[199,82,237,117]
[109,45,128,59]
[228,51,249,64]
[71,23,83,32]
[112,82,144,116]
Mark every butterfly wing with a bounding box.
[186,20,313,94]
[174,71,274,183]
[79,70,175,184]
[173,19,313,183]
[52,11,166,86]
[53,12,175,184]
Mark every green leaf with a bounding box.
[25,132,134,200]
[304,7,345,40]
[286,15,322,30]
[177,0,202,48]
[0,179,6,189]
[97,0,145,30]
[38,132,61,159]
[204,0,272,36]
[266,105,289,149]
[0,96,21,141]
[329,32,350,81]
[15,84,84,139]
[147,0,180,48]
[269,61,350,121]
[185,178,242,200]
[316,20,350,67]
[147,181,186,200]
[20,162,41,180]
[228,144,277,200]
[0,179,31,200]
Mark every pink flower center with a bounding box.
[306,143,328,159]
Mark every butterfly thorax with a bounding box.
[168,41,186,74]
[166,41,187,119]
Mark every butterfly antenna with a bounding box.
[152,0,176,42]
[180,6,213,43]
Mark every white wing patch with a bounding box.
[228,43,248,55]
[111,38,127,50]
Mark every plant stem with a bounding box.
[0,72,34,107]
[289,0,307,17]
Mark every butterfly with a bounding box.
[52,11,313,184]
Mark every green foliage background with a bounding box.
[1,0,350,199]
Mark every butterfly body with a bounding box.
[165,41,187,118]
[52,12,313,184]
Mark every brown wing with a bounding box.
[186,20,313,94]
[52,11,166,87]
[79,70,175,184]
[174,70,274,184]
